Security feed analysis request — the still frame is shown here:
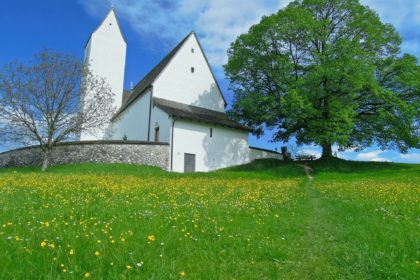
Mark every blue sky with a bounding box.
[0,0,419,163]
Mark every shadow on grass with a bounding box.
[1,158,417,179]
[302,157,418,176]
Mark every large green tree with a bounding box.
[224,0,420,158]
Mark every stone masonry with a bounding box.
[0,141,170,170]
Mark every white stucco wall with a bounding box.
[149,106,172,143]
[153,34,225,112]
[80,9,126,140]
[172,120,251,172]
[108,90,151,141]
[250,148,281,161]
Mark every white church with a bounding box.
[79,8,280,172]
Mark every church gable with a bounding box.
[152,32,226,112]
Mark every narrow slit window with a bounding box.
[191,48,195,53]
[210,128,213,138]
[191,67,195,73]
[154,127,160,142]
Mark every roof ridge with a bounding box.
[153,97,252,132]
[112,32,194,120]
[153,97,226,115]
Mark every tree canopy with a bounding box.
[0,50,115,170]
[224,0,420,158]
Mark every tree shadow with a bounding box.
[307,157,417,175]
[192,83,224,111]
[202,131,249,171]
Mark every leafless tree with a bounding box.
[0,50,115,171]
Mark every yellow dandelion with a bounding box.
[180,271,186,277]
[40,241,47,247]
[69,249,75,255]
[84,272,91,278]
[126,265,133,270]
[148,235,156,241]
[120,238,125,242]
[95,251,100,256]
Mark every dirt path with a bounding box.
[298,164,314,180]
[292,164,337,277]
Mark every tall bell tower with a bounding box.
[80,8,127,140]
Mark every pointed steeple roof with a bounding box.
[85,7,126,48]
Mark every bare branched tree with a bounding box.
[0,50,115,171]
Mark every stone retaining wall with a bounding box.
[0,141,170,170]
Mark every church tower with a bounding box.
[80,8,126,140]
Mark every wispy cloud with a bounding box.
[361,0,420,59]
[80,0,420,72]
[399,153,420,161]
[355,150,391,162]
[79,0,287,69]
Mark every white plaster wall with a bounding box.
[80,10,126,140]
[149,106,172,143]
[153,34,225,112]
[172,120,252,172]
[250,148,281,160]
[108,90,151,141]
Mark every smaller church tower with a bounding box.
[80,8,127,140]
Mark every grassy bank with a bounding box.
[0,160,418,279]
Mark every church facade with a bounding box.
[79,8,280,172]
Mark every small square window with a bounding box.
[191,48,195,53]
[191,67,195,73]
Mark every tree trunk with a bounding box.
[41,149,50,171]
[321,142,333,159]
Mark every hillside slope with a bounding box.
[0,159,418,279]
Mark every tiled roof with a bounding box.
[153,97,251,132]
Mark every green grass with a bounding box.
[0,159,419,279]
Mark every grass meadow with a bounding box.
[0,159,419,279]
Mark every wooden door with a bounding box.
[184,153,196,173]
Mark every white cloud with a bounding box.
[399,153,420,161]
[301,149,321,159]
[355,150,391,162]
[79,0,287,69]
[80,0,420,73]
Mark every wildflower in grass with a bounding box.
[136,261,143,268]
[97,240,101,243]
[148,235,156,241]
[127,265,133,270]
[84,272,91,278]
[69,249,75,256]
[49,243,55,249]
[180,271,186,277]
[95,251,100,256]
[40,241,47,247]
[120,238,125,242]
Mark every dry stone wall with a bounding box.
[0,141,170,170]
